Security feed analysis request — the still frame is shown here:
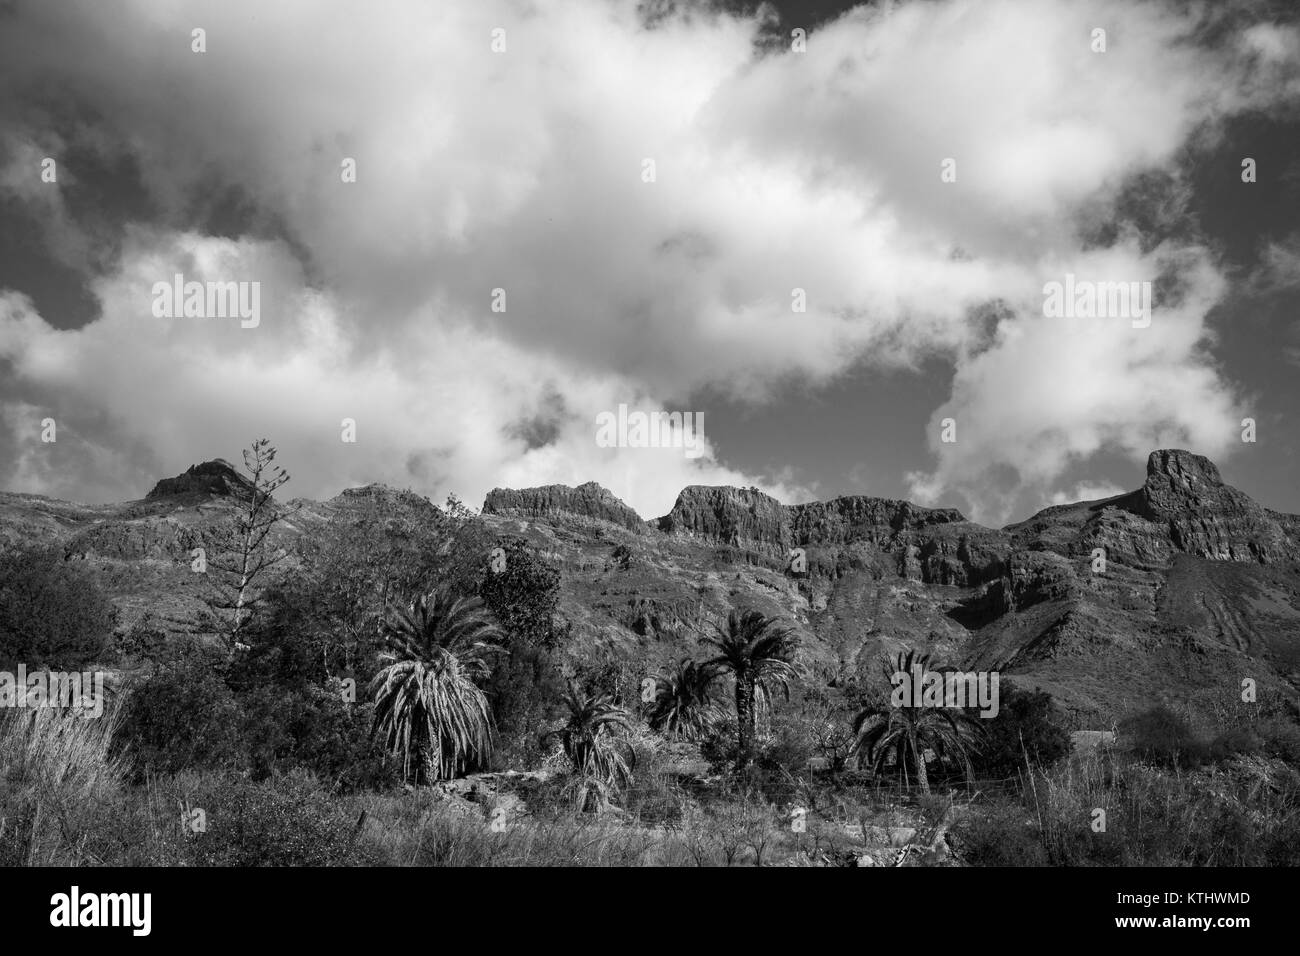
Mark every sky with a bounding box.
[0,0,1297,526]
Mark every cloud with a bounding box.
[905,241,1243,522]
[0,229,810,516]
[0,0,1295,518]
[1048,480,1128,507]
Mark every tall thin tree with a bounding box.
[205,440,293,648]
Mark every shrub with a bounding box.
[239,681,397,791]
[1119,706,1208,769]
[118,649,245,777]
[0,546,117,669]
[610,544,633,571]
[477,538,564,647]
[756,716,817,779]
[116,613,169,662]
[1257,718,1300,765]
[174,771,371,866]
[485,643,566,770]
[290,683,397,792]
[951,798,1049,866]
[1209,727,1263,762]
[971,687,1071,780]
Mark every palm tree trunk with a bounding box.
[735,677,755,769]
[911,737,929,795]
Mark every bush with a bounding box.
[118,649,245,777]
[174,771,371,866]
[0,546,117,669]
[478,538,564,647]
[699,717,740,775]
[1209,727,1263,762]
[951,798,1048,866]
[971,687,1071,780]
[756,718,817,780]
[116,613,169,662]
[1258,718,1300,765]
[238,680,397,791]
[610,544,634,571]
[485,643,566,770]
[1119,706,1207,769]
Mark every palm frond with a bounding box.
[648,658,722,741]
[368,587,504,782]
[550,678,636,797]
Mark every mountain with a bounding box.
[145,459,255,500]
[1,449,1297,725]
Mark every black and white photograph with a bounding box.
[0,0,1297,933]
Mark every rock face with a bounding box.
[146,460,254,499]
[1130,449,1293,563]
[482,482,645,533]
[655,487,971,560]
[787,497,965,547]
[63,516,200,562]
[657,486,789,554]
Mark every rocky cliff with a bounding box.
[656,485,789,553]
[1131,449,1295,563]
[482,481,646,533]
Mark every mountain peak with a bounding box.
[146,459,254,499]
[1129,448,1294,562]
[1146,449,1223,489]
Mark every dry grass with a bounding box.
[952,749,1300,866]
[0,701,127,865]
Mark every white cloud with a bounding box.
[0,231,809,516]
[0,0,1293,516]
[1048,481,1128,507]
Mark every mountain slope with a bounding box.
[1,449,1296,724]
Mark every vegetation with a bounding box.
[5,443,1300,867]
[1118,705,1207,769]
[703,609,800,769]
[550,679,636,810]
[0,545,117,669]
[647,658,720,741]
[971,686,1072,781]
[202,439,294,648]
[369,588,503,782]
[478,537,565,648]
[852,650,982,795]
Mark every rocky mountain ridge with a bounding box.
[2,448,1297,724]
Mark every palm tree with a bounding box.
[704,609,800,769]
[852,650,981,795]
[549,679,635,811]
[648,658,721,741]
[369,588,503,783]
[555,680,635,779]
